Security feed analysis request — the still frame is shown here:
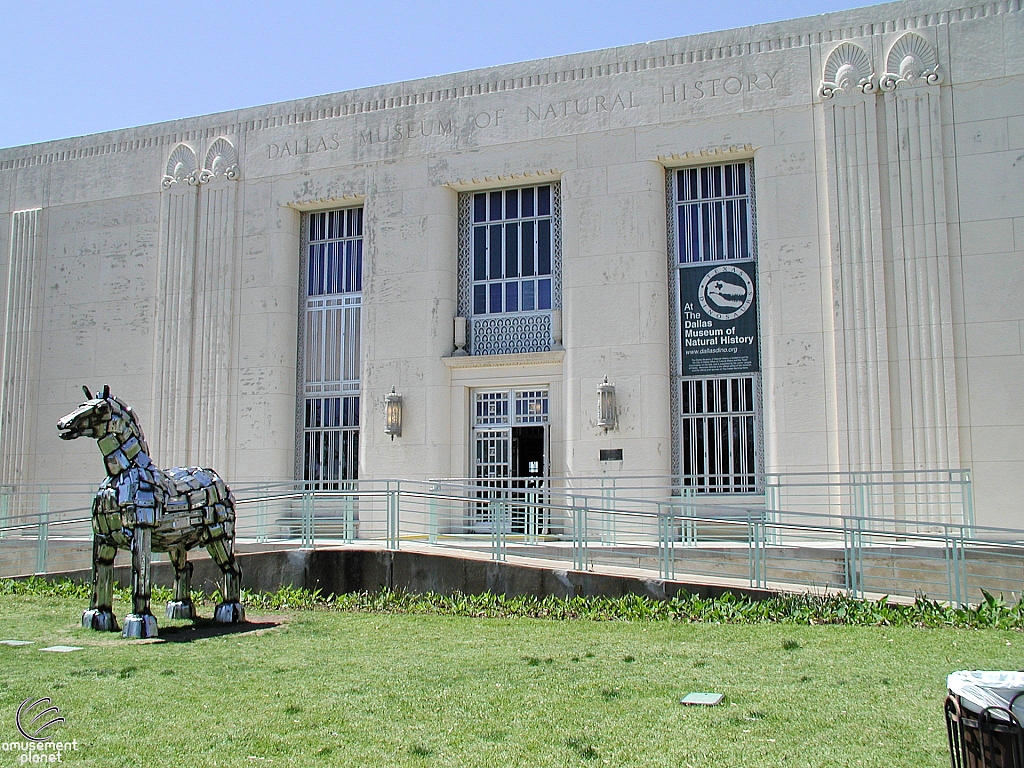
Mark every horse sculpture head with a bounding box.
[57,386,150,471]
[57,385,116,441]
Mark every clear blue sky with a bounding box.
[0,0,864,149]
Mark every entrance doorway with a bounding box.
[472,389,549,534]
[512,425,545,479]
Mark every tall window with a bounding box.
[671,163,761,492]
[458,183,561,355]
[300,208,362,486]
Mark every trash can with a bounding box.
[946,671,1024,768]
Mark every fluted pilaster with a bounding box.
[0,209,42,484]
[881,33,959,471]
[152,139,239,469]
[821,42,893,471]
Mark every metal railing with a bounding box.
[762,469,975,535]
[431,469,974,530]
[0,474,1012,608]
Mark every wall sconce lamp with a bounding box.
[597,376,616,430]
[384,387,402,439]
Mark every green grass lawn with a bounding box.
[0,592,1020,767]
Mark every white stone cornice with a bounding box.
[444,169,561,192]
[287,194,365,211]
[658,144,755,167]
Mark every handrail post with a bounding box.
[747,510,764,590]
[601,483,616,546]
[961,470,976,538]
[946,525,968,608]
[572,499,589,572]
[958,527,968,608]
[764,481,780,545]
[489,498,507,562]
[853,474,869,524]
[500,499,507,560]
[759,512,766,587]
[0,485,9,540]
[300,488,313,549]
[385,482,393,548]
[681,489,696,546]
[428,483,439,545]
[525,490,536,545]
[387,481,400,550]
[843,513,863,600]
[312,482,318,546]
[659,505,675,581]
[489,500,498,560]
[35,490,49,575]
[256,493,268,543]
[343,486,355,543]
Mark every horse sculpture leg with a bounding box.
[121,526,158,638]
[82,536,118,631]
[208,537,245,624]
[166,547,196,620]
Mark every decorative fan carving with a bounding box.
[199,137,240,183]
[161,144,199,189]
[819,42,876,99]
[880,33,942,90]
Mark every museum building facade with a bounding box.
[1,0,1022,528]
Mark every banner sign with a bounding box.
[679,261,760,376]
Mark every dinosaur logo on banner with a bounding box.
[698,265,755,321]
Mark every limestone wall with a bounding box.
[1,0,1022,528]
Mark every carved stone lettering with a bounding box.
[473,109,506,129]
[264,70,784,161]
[267,116,463,158]
[526,91,641,122]
[358,118,454,146]
[268,135,342,159]
[659,71,780,104]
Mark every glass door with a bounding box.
[472,388,549,533]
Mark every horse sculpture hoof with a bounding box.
[121,614,159,639]
[214,602,245,624]
[82,609,119,632]
[165,600,196,620]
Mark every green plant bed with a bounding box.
[1,585,1021,767]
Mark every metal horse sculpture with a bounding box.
[57,386,245,638]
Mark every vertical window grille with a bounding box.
[474,429,511,481]
[680,378,757,492]
[301,208,362,487]
[475,391,509,427]
[514,390,549,424]
[458,184,561,355]
[471,185,554,315]
[472,390,550,431]
[676,164,750,264]
[671,162,762,493]
[303,396,359,487]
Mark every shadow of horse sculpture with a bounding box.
[57,386,244,638]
